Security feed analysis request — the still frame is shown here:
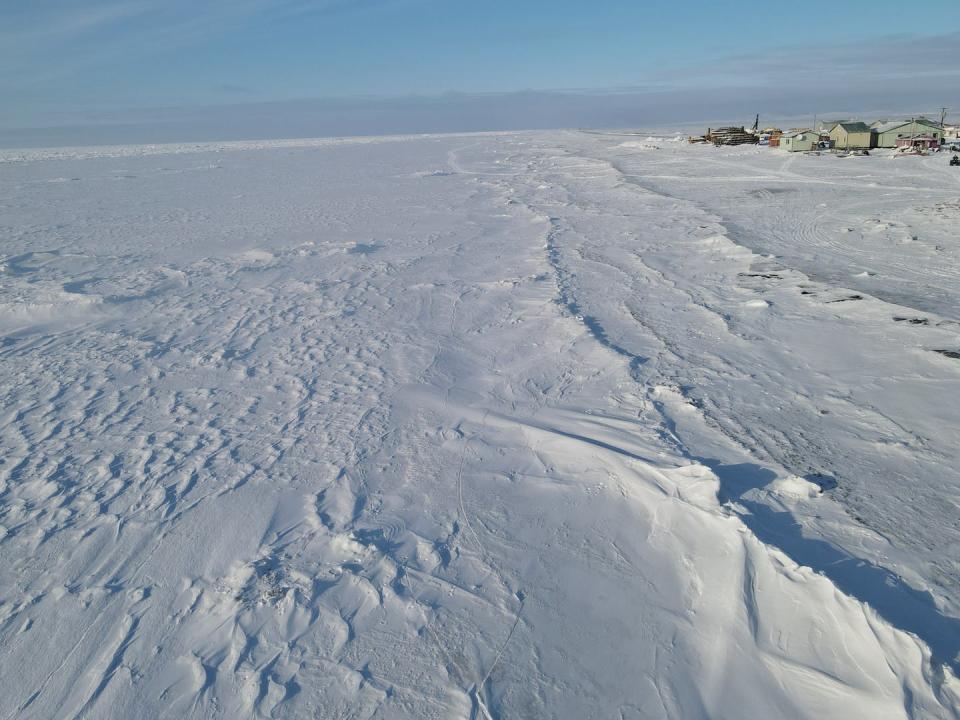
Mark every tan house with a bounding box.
[829,121,872,150]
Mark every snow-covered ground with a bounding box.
[1,132,959,719]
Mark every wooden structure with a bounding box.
[705,126,759,146]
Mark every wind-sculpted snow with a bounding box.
[0,133,958,718]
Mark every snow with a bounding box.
[1,131,959,718]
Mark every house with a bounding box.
[829,122,873,149]
[779,130,818,152]
[872,118,943,148]
[818,121,843,133]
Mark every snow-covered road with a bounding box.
[1,133,959,718]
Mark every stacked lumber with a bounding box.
[705,126,759,146]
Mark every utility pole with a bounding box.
[940,107,949,128]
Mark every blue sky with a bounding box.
[1,0,959,142]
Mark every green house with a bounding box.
[780,130,819,152]
[871,119,943,148]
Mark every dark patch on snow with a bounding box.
[738,272,782,280]
[62,278,101,294]
[748,188,793,197]
[932,349,960,360]
[3,250,62,276]
[804,473,838,491]
[391,565,407,596]
[893,316,930,325]
[352,527,400,554]
[349,243,380,255]
[433,539,452,569]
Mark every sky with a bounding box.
[2,0,959,145]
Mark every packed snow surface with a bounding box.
[1,132,960,718]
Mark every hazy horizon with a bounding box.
[2,0,957,147]
[1,81,957,149]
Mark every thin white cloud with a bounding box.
[659,32,960,87]
[0,1,150,48]
[0,0,406,87]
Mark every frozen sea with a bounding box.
[1,131,960,719]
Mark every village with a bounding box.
[692,113,960,160]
